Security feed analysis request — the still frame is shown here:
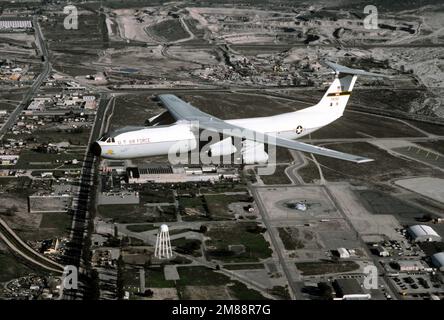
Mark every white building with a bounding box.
[431,252,444,271]
[337,247,350,259]
[407,225,442,242]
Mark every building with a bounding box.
[407,225,442,242]
[337,247,350,259]
[375,245,390,257]
[0,155,19,165]
[431,252,444,271]
[394,260,424,272]
[126,165,237,184]
[0,19,32,30]
[332,279,371,300]
[97,191,139,205]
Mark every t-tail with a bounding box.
[309,61,390,117]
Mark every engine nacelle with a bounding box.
[241,140,269,164]
[208,137,237,157]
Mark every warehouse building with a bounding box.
[332,279,371,300]
[393,260,424,272]
[431,252,444,271]
[407,225,442,242]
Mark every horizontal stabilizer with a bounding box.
[325,61,391,78]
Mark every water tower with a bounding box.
[154,224,173,259]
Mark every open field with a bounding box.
[145,266,175,288]
[311,111,426,139]
[298,161,320,184]
[176,266,267,300]
[277,227,305,250]
[395,177,444,204]
[0,250,37,282]
[11,150,84,170]
[257,165,291,185]
[316,142,444,182]
[147,19,189,42]
[356,189,436,225]
[98,204,176,223]
[223,263,265,270]
[205,222,272,262]
[126,224,157,233]
[204,193,252,219]
[295,260,360,276]
[110,94,164,130]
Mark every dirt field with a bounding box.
[316,142,443,182]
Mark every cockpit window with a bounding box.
[99,133,117,143]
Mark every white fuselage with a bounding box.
[93,74,356,160]
[93,106,343,160]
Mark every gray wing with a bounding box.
[158,94,212,121]
[158,94,373,163]
[199,120,373,164]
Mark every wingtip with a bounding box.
[356,158,374,164]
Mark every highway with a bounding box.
[0,17,51,138]
[61,94,112,299]
[0,218,64,274]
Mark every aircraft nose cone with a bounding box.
[90,142,102,157]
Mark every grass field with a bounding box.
[98,204,176,224]
[205,222,272,262]
[311,110,425,139]
[204,193,252,219]
[257,165,291,185]
[126,224,157,233]
[277,227,305,250]
[98,204,146,223]
[110,94,161,130]
[316,142,442,182]
[171,238,202,257]
[0,251,37,282]
[39,212,71,230]
[13,149,84,170]
[297,161,320,184]
[223,263,264,270]
[146,267,175,288]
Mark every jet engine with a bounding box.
[241,140,269,164]
[208,137,237,157]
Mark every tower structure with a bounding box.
[154,224,173,259]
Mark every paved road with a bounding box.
[0,17,51,138]
[0,218,64,274]
[250,185,305,300]
[62,94,111,299]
